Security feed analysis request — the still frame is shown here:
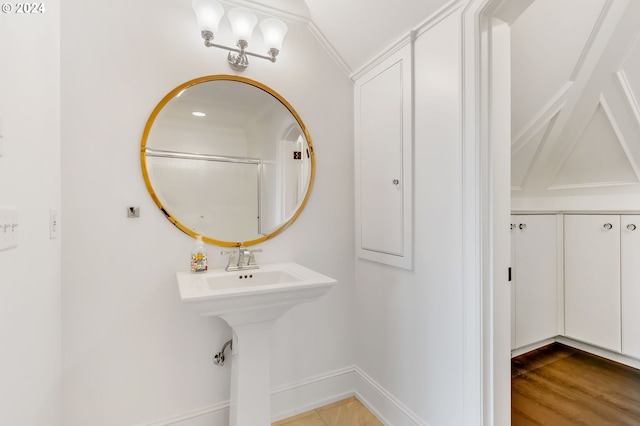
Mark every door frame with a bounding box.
[462,1,524,424]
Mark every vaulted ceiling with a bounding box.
[510,0,640,198]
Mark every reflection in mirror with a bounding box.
[141,75,314,247]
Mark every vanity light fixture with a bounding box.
[191,0,288,71]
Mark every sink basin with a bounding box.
[177,262,337,426]
[205,269,301,289]
[176,262,337,325]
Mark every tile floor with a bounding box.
[272,396,383,426]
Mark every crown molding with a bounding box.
[307,21,353,77]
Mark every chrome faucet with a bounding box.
[222,246,262,271]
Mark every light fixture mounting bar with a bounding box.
[203,39,277,62]
[200,30,278,67]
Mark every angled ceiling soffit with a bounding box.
[512,113,560,191]
[567,0,615,82]
[511,82,570,191]
[350,0,466,81]
[510,0,609,138]
[307,22,352,77]
[220,0,353,76]
[512,82,572,152]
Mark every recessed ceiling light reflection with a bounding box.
[192,111,206,117]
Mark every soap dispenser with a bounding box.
[190,236,208,273]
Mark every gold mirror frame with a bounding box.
[140,75,315,247]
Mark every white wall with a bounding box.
[60,0,355,424]
[0,0,504,424]
[354,9,467,425]
[0,2,62,425]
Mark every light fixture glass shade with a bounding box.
[260,18,288,52]
[192,0,224,34]
[227,7,258,43]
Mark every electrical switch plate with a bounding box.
[50,209,59,239]
[0,206,18,251]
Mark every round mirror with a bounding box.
[141,75,315,247]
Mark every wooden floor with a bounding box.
[512,343,640,425]
[272,344,640,425]
[272,397,383,426]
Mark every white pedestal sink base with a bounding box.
[228,320,275,426]
[176,263,337,426]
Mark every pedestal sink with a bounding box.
[176,262,337,426]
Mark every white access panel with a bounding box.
[621,215,640,359]
[564,214,621,352]
[359,62,403,254]
[0,207,18,251]
[512,215,558,349]
[354,44,413,269]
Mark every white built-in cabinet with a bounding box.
[564,214,621,352]
[511,212,640,361]
[511,215,558,350]
[354,44,413,269]
[563,214,640,358]
[621,215,640,359]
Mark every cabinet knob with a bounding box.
[510,223,515,230]
[627,224,637,231]
[392,179,400,186]
[519,223,526,230]
[603,223,613,230]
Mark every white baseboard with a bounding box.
[137,400,229,426]
[556,336,640,370]
[353,367,428,426]
[138,365,429,426]
[512,335,640,371]
[270,366,356,422]
[511,338,556,357]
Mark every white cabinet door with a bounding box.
[564,214,621,352]
[512,215,558,349]
[354,45,413,269]
[621,215,640,359]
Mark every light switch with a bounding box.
[0,206,18,251]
